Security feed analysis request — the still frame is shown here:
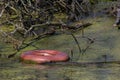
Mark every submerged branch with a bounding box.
[82,37,95,54]
[8,31,54,58]
[71,33,82,53]
[70,33,82,61]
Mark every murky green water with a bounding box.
[1,16,120,80]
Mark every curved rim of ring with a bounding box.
[21,50,69,63]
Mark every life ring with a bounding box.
[20,50,69,64]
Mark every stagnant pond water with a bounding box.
[0,16,120,80]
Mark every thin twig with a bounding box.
[82,37,95,54]
[71,33,82,60]
[20,0,29,13]
[0,2,9,17]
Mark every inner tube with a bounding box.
[21,50,69,64]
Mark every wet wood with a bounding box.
[31,22,92,30]
[8,31,54,58]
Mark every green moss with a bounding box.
[21,59,38,64]
[53,13,67,22]
[1,25,15,32]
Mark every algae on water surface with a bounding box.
[1,17,120,80]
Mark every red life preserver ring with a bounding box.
[20,50,69,64]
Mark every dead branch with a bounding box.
[20,0,29,13]
[8,30,55,58]
[82,38,95,54]
[27,22,92,30]
[71,33,82,61]
[0,2,9,17]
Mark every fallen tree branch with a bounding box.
[8,31,54,58]
[22,22,91,37]
[30,22,92,30]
